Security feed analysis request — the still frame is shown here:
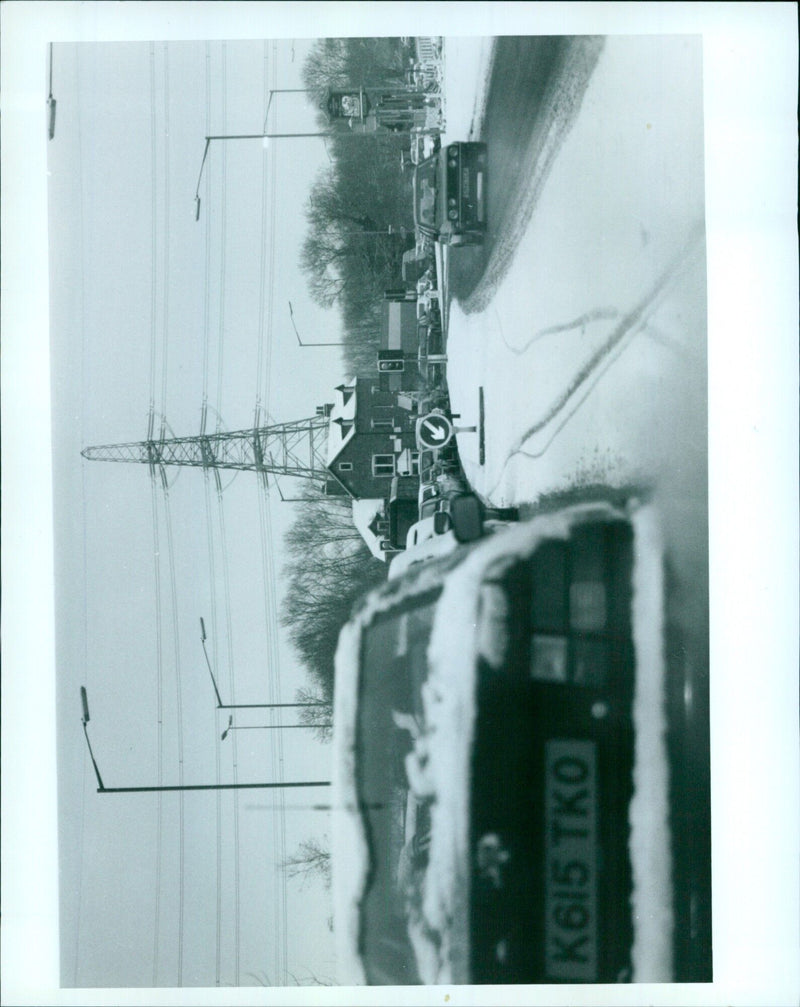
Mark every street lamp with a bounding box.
[262,88,316,132]
[193,127,376,219]
[47,43,57,141]
[200,617,330,711]
[287,302,343,348]
[79,686,330,794]
[220,714,332,741]
[80,686,105,790]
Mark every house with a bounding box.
[325,378,421,501]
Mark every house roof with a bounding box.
[351,497,388,562]
[326,378,358,467]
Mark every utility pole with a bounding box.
[80,688,330,795]
[200,617,330,712]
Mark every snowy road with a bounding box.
[443,34,710,980]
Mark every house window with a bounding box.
[409,451,420,475]
[338,462,353,472]
[371,454,396,478]
[371,417,394,432]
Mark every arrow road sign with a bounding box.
[416,411,453,450]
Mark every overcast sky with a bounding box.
[2,4,798,1006]
[48,36,349,990]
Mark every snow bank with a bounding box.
[331,617,371,985]
[441,36,496,142]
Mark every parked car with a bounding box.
[413,141,488,246]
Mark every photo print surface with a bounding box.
[48,32,711,989]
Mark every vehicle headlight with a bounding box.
[476,833,510,890]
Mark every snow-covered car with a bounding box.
[413,141,487,246]
[402,493,483,557]
[332,501,701,985]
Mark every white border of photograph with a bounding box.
[2,3,798,1005]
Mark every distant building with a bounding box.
[351,497,391,560]
[325,378,420,501]
[325,38,444,138]
[380,297,424,393]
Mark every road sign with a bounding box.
[416,411,453,450]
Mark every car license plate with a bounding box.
[544,739,598,980]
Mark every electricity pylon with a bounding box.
[81,413,349,495]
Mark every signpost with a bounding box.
[416,411,454,450]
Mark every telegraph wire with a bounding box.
[215,43,228,428]
[254,42,290,983]
[149,465,166,985]
[158,43,187,986]
[160,465,186,986]
[75,45,90,987]
[159,45,171,438]
[201,41,223,991]
[147,43,165,986]
[148,44,158,441]
[269,44,290,983]
[211,40,242,985]
[201,41,213,434]
[214,468,242,985]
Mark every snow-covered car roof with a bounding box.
[332,501,672,984]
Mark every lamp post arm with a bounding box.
[96,780,330,794]
[200,631,225,708]
[194,136,211,200]
[81,720,105,791]
[226,723,333,731]
[220,702,329,709]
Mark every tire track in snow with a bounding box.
[462,37,605,315]
[489,224,705,495]
[498,306,620,355]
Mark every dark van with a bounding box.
[413,141,487,246]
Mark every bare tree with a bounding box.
[294,685,333,743]
[282,836,332,889]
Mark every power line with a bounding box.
[160,45,171,438]
[261,41,289,985]
[74,43,89,989]
[148,44,164,986]
[160,464,186,987]
[201,40,223,991]
[149,470,166,985]
[148,44,158,441]
[214,468,242,986]
[215,43,227,427]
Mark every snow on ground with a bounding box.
[447,35,706,532]
[441,36,497,143]
[333,35,708,986]
[442,34,708,981]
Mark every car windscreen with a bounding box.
[354,592,440,984]
[413,158,438,230]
